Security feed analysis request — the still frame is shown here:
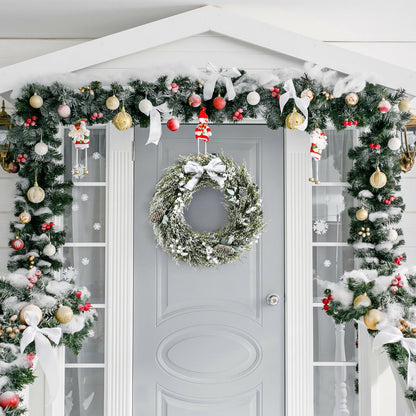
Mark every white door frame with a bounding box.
[104,124,313,416]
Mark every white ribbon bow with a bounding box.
[184,157,226,191]
[373,325,416,389]
[279,79,310,131]
[20,310,62,401]
[145,103,170,145]
[203,62,241,101]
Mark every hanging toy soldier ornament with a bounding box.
[68,119,90,175]
[195,107,212,155]
[309,128,327,184]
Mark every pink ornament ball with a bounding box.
[390,286,398,293]
[35,269,42,277]
[167,117,180,132]
[188,93,201,107]
[378,99,391,113]
[213,96,226,110]
[57,104,71,118]
[0,391,19,409]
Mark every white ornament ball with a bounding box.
[29,93,43,109]
[138,98,153,115]
[43,243,56,256]
[57,103,71,118]
[34,141,48,156]
[388,229,398,242]
[27,182,45,203]
[246,91,261,106]
[388,137,402,151]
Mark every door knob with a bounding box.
[266,293,280,306]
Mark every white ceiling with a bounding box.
[2,0,416,41]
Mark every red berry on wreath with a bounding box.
[391,286,398,293]
[327,294,333,301]
[343,120,348,127]
[32,116,37,121]
[213,95,226,110]
[353,120,358,125]
[78,304,85,311]
[323,304,329,311]
[322,298,329,305]
[75,291,82,298]
[26,118,31,123]
[167,117,180,132]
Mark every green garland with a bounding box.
[150,153,264,267]
[1,70,413,411]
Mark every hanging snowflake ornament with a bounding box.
[81,257,90,266]
[313,219,329,235]
[92,222,101,231]
[81,193,89,202]
[92,152,101,160]
[60,267,78,282]
[324,259,332,268]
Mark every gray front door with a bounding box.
[134,125,284,416]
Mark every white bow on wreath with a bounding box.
[183,157,226,191]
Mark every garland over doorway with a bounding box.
[0,65,414,412]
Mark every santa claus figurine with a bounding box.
[195,107,212,143]
[309,128,327,184]
[68,119,90,175]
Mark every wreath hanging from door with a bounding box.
[149,153,264,267]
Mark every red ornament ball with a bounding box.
[0,392,19,409]
[11,237,24,251]
[167,117,180,131]
[213,96,226,110]
[7,162,19,173]
[188,93,201,107]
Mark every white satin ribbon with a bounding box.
[145,103,170,145]
[279,79,310,131]
[20,310,62,401]
[184,157,226,191]
[373,325,416,388]
[203,62,241,101]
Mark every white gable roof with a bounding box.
[0,6,415,94]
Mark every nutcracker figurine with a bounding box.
[68,119,90,175]
[195,107,212,155]
[309,128,327,184]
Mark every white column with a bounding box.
[333,324,349,416]
[284,128,314,416]
[105,124,134,416]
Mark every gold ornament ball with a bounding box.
[398,98,411,113]
[369,167,387,189]
[55,305,73,324]
[345,92,359,106]
[20,305,42,324]
[19,211,31,224]
[285,107,304,130]
[113,106,132,131]
[353,293,372,308]
[300,88,314,102]
[364,309,383,330]
[106,94,120,111]
[27,181,45,203]
[29,93,43,109]
[356,207,369,221]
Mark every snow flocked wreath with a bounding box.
[150,153,264,267]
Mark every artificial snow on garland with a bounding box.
[149,153,264,268]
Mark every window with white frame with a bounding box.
[312,129,359,415]
[62,127,107,416]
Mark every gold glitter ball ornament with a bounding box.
[356,207,369,221]
[369,167,387,189]
[285,107,304,130]
[18,211,31,224]
[29,93,43,109]
[27,181,45,203]
[106,94,120,111]
[300,89,314,102]
[55,305,74,324]
[364,309,383,330]
[345,92,359,106]
[353,293,372,308]
[113,106,133,131]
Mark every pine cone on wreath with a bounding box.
[150,210,166,223]
[216,244,235,255]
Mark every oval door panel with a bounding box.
[156,325,262,383]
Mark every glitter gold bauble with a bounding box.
[345,92,359,106]
[356,207,369,221]
[369,167,387,189]
[353,293,372,308]
[113,106,132,131]
[106,94,120,111]
[285,107,304,130]
[27,181,45,203]
[29,93,43,109]
[20,305,42,324]
[364,309,383,330]
[398,98,411,113]
[19,211,31,224]
[55,305,73,324]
